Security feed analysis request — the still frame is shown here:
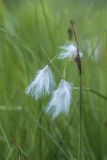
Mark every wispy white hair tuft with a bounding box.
[25,65,55,99]
[46,79,73,118]
[58,42,83,59]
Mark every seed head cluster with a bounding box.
[25,41,83,118]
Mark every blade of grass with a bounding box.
[0,123,14,160]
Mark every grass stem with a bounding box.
[70,20,83,160]
[79,73,83,160]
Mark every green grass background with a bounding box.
[0,0,107,159]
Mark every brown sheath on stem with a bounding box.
[68,20,82,75]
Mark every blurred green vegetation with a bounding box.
[0,0,107,159]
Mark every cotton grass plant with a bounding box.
[25,22,82,119]
[25,19,83,159]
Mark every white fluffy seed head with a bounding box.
[46,79,73,119]
[58,42,83,60]
[25,65,56,99]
